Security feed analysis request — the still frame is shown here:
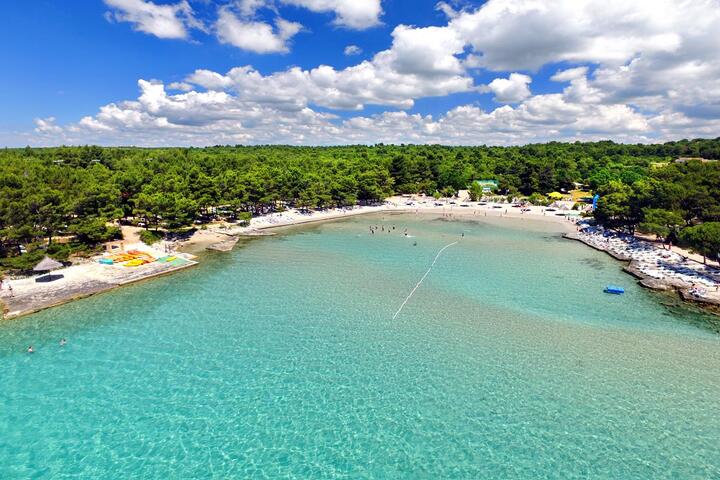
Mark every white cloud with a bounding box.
[550,67,588,83]
[185,70,234,91]
[454,0,720,118]
[483,73,532,103]
[280,0,383,29]
[182,18,476,111]
[435,2,458,19]
[344,45,362,56]
[167,81,194,92]
[36,74,663,147]
[23,0,720,147]
[103,0,201,39]
[215,7,302,54]
[237,0,270,17]
[34,117,63,135]
[450,0,684,71]
[229,0,382,30]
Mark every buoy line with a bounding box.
[392,241,458,319]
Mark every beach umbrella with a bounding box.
[34,256,63,273]
[34,256,64,282]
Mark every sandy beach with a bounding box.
[0,243,197,320]
[0,198,576,320]
[205,195,579,238]
[6,193,718,320]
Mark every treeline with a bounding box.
[1,138,719,270]
[594,160,720,261]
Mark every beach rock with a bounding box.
[206,236,240,252]
[639,278,671,291]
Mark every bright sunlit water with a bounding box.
[1,214,719,478]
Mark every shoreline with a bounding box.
[201,199,577,239]
[0,203,575,321]
[564,231,720,314]
[0,244,198,320]
[6,197,718,320]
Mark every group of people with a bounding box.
[370,225,407,236]
[27,338,66,353]
[369,224,408,236]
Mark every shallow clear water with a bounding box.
[1,214,719,478]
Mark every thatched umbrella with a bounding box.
[34,256,64,282]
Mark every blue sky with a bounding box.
[2,0,719,146]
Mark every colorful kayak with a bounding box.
[124,259,147,267]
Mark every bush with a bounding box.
[0,249,47,273]
[70,218,121,244]
[528,193,550,206]
[139,230,163,245]
[238,211,252,227]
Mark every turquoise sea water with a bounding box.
[1,214,719,478]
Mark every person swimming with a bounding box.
[60,338,67,346]
[27,345,34,354]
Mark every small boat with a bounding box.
[604,285,625,295]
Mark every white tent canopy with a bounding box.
[33,256,63,272]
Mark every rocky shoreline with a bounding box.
[564,232,720,314]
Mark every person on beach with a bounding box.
[27,346,34,354]
[8,285,13,297]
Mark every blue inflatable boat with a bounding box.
[604,285,625,295]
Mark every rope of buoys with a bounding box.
[392,241,458,319]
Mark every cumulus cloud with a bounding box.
[280,0,383,29]
[103,0,201,39]
[104,0,381,52]
[344,45,362,56]
[451,0,684,71]
[34,117,63,135]
[231,0,383,31]
[182,18,475,111]
[236,0,270,17]
[435,2,458,19]
[39,72,664,148]
[167,81,194,92]
[483,73,532,103]
[215,7,302,54]
[25,0,720,147]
